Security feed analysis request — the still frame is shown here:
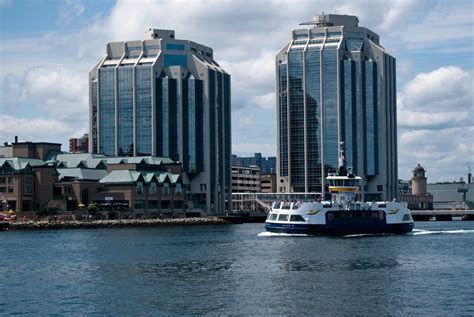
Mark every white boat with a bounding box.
[265,144,414,235]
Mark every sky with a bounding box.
[0,0,473,182]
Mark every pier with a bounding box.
[411,210,474,221]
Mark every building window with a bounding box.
[377,185,383,192]
[136,182,144,195]
[150,182,157,194]
[166,43,185,50]
[0,187,5,193]
[149,200,158,209]
[0,177,5,184]
[7,186,13,193]
[175,183,182,194]
[7,177,13,185]
[163,183,170,194]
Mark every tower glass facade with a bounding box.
[276,14,398,200]
[89,29,231,213]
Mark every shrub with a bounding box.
[87,203,98,215]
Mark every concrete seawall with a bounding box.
[8,217,230,231]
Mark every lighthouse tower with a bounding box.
[412,164,427,195]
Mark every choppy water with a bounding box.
[1,221,474,316]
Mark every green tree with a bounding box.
[87,203,98,215]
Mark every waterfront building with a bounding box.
[276,14,397,200]
[398,164,433,210]
[69,134,89,153]
[261,174,277,193]
[231,153,276,174]
[428,182,474,210]
[89,29,231,214]
[0,142,61,212]
[0,141,188,217]
[231,165,261,193]
[55,154,185,218]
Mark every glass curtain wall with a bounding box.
[99,67,116,156]
[117,66,134,156]
[288,48,305,191]
[305,47,322,192]
[136,65,152,155]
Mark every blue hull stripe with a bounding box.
[265,222,414,235]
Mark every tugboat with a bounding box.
[265,143,414,235]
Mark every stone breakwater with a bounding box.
[9,217,230,230]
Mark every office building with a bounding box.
[276,14,397,200]
[89,29,231,213]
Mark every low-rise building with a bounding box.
[231,165,260,193]
[0,141,190,218]
[261,174,276,193]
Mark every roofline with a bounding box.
[13,142,62,146]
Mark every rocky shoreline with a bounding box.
[7,217,230,231]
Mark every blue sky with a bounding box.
[0,0,473,182]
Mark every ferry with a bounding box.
[265,145,414,236]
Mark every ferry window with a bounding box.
[270,213,278,221]
[274,202,281,209]
[278,214,289,221]
[290,215,305,222]
[403,214,412,221]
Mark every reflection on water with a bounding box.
[277,258,399,272]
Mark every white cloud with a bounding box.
[398,127,474,182]
[397,66,473,129]
[2,65,88,119]
[397,65,473,182]
[252,92,276,110]
[0,115,79,145]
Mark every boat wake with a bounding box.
[410,229,474,236]
[258,232,309,237]
[343,233,391,238]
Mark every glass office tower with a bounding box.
[89,29,231,213]
[276,14,397,200]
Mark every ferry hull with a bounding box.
[265,221,414,236]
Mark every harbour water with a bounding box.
[1,222,474,316]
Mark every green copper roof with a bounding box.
[0,158,47,171]
[57,168,107,181]
[99,170,142,184]
[99,170,181,185]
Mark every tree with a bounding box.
[87,203,98,215]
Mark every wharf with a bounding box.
[411,210,474,221]
[219,212,267,224]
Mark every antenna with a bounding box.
[468,162,472,184]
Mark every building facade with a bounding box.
[69,134,89,153]
[261,174,277,193]
[231,165,261,193]
[89,29,231,213]
[276,14,397,200]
